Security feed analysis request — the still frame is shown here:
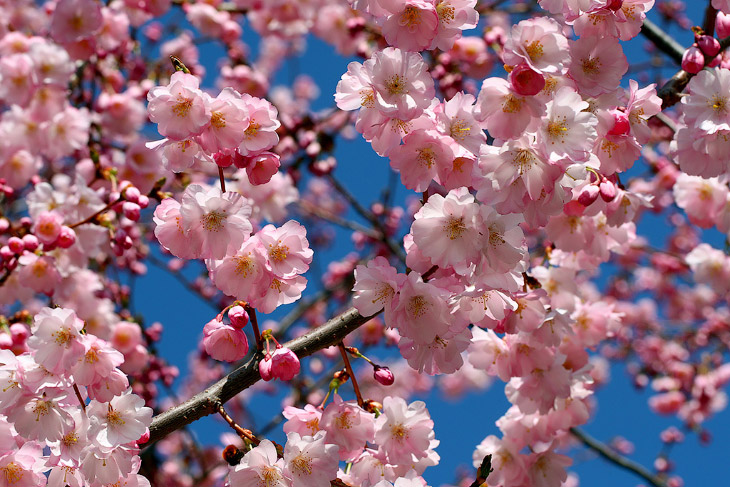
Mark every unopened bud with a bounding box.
[599,180,618,202]
[373,365,395,386]
[607,109,630,136]
[577,184,600,206]
[717,12,730,39]
[509,63,545,96]
[228,305,249,329]
[682,45,704,74]
[698,35,721,57]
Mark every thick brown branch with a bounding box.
[147,307,378,446]
[570,427,668,487]
[640,18,685,65]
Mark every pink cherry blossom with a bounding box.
[237,94,281,156]
[202,319,250,362]
[503,17,570,75]
[147,71,209,141]
[88,389,153,448]
[374,396,435,465]
[230,439,289,487]
[27,306,85,374]
[283,431,339,487]
[320,394,375,461]
[568,36,628,97]
[179,184,253,260]
[368,48,435,120]
[50,0,103,43]
[381,1,439,52]
[258,220,313,277]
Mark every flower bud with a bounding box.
[122,201,141,222]
[124,186,141,204]
[508,63,545,96]
[228,305,249,329]
[7,237,23,254]
[577,184,600,206]
[259,355,273,381]
[22,234,39,252]
[271,347,300,381]
[57,226,77,249]
[246,151,281,185]
[373,366,394,386]
[681,45,704,74]
[599,180,618,202]
[698,35,721,57]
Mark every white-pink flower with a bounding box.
[88,389,153,448]
[681,67,730,134]
[147,71,210,141]
[27,307,85,374]
[536,87,598,162]
[283,431,339,487]
[257,220,313,278]
[368,48,435,120]
[568,36,628,97]
[230,439,289,487]
[374,396,435,465]
[180,184,253,260]
[381,0,439,52]
[503,17,570,75]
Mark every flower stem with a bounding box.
[73,384,86,413]
[217,404,259,445]
[338,342,364,408]
[246,305,263,352]
[218,166,226,193]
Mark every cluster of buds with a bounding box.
[682,26,722,74]
[577,170,618,207]
[203,304,251,362]
[259,329,301,381]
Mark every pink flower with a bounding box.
[681,68,730,134]
[434,92,485,155]
[475,77,544,140]
[180,184,254,260]
[245,151,281,185]
[568,36,628,97]
[391,272,452,345]
[88,389,153,448]
[381,1,439,52]
[477,206,525,274]
[352,256,405,322]
[27,307,85,374]
[320,394,375,460]
[196,88,250,153]
[399,327,471,375]
[389,129,454,192]
[202,319,250,362]
[625,80,662,144]
[33,210,64,246]
[43,106,90,160]
[50,0,103,43]
[153,197,203,259]
[374,396,435,465]
[283,405,322,437]
[147,71,210,141]
[536,87,598,162]
[253,274,308,314]
[230,440,289,487]
[209,235,269,301]
[237,94,281,156]
[410,187,483,270]
[258,221,313,278]
[72,335,124,386]
[7,388,74,442]
[368,48,435,120]
[17,254,61,294]
[0,442,47,487]
[283,432,339,487]
[503,17,570,75]
[430,0,479,51]
[88,368,130,402]
[335,60,375,112]
[270,347,300,381]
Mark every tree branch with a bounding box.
[570,427,668,487]
[147,307,378,446]
[640,18,685,65]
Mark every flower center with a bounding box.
[107,407,126,426]
[524,40,544,62]
[0,462,23,485]
[245,119,260,137]
[53,327,72,346]
[211,111,226,128]
[436,2,455,23]
[385,75,407,96]
[581,57,601,75]
[390,423,409,442]
[512,149,535,174]
[202,211,225,232]
[709,94,728,114]
[546,117,569,142]
[400,6,421,27]
[291,454,313,475]
[443,216,466,240]
[416,147,436,168]
[502,94,523,114]
[172,95,193,118]
[408,295,429,318]
[450,119,471,140]
[268,243,289,262]
[234,255,255,277]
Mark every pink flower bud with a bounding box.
[599,180,618,202]
[698,35,721,57]
[22,234,39,252]
[228,305,249,329]
[246,151,280,185]
[124,186,141,204]
[607,0,623,10]
[373,366,394,386]
[213,150,236,168]
[607,109,631,136]
[717,12,730,39]
[137,428,150,445]
[57,226,77,249]
[577,184,600,206]
[123,201,141,221]
[0,246,13,261]
[271,347,300,381]
[9,323,29,344]
[0,219,9,233]
[203,319,249,362]
[259,355,273,381]
[681,45,704,74]
[508,63,545,96]
[7,237,23,254]
[0,334,12,349]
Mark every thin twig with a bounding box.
[247,305,263,352]
[218,166,226,193]
[217,404,260,445]
[73,384,86,413]
[338,342,364,408]
[570,427,668,487]
[68,197,122,229]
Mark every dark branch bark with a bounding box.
[570,427,668,487]
[640,18,685,65]
[147,307,378,446]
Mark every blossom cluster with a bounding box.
[0,307,152,486]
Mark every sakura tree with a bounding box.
[0,0,729,487]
